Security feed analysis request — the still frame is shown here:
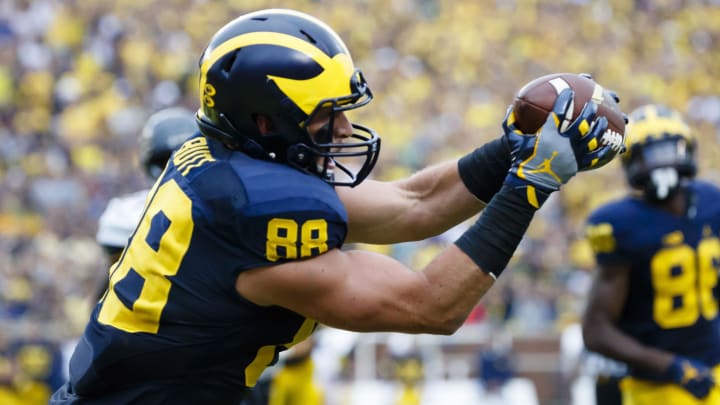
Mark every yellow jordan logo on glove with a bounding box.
[518,150,562,184]
[681,361,699,384]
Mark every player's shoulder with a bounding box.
[586,195,639,226]
[172,137,349,261]
[585,195,642,256]
[690,179,720,200]
[239,162,345,220]
[174,136,346,223]
[689,179,720,218]
[237,163,346,227]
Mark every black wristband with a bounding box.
[457,136,512,203]
[454,184,547,278]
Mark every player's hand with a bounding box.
[502,88,609,192]
[579,73,628,167]
[662,356,715,399]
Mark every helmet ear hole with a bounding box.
[221,51,239,76]
[287,144,313,166]
[253,114,275,134]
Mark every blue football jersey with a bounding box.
[62,135,348,404]
[586,181,720,380]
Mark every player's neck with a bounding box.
[655,190,687,217]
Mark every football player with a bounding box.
[52,9,619,404]
[583,104,720,404]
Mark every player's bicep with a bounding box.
[584,263,631,324]
[584,215,632,323]
[236,248,419,330]
[337,179,407,244]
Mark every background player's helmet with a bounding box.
[195,9,380,187]
[139,107,198,179]
[621,104,696,202]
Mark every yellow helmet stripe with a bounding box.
[626,117,693,146]
[199,31,354,115]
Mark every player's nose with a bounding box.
[333,112,352,141]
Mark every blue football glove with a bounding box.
[662,356,715,399]
[502,88,610,195]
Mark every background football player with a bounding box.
[95,107,197,268]
[264,336,324,405]
[583,104,720,404]
[52,9,619,404]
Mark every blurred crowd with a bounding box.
[2,0,720,403]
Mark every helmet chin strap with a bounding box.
[646,167,679,201]
[316,158,334,180]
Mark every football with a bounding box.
[511,73,626,152]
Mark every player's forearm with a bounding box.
[416,245,496,333]
[582,318,673,374]
[407,184,541,333]
[350,246,495,335]
[341,137,511,245]
[392,135,515,240]
[403,136,515,233]
[390,160,483,238]
[408,184,541,332]
[342,160,482,244]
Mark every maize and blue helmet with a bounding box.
[622,104,696,201]
[195,9,380,187]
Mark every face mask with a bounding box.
[647,167,679,200]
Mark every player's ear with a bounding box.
[254,114,275,135]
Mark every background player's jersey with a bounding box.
[67,135,348,404]
[586,181,720,381]
[95,190,149,250]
